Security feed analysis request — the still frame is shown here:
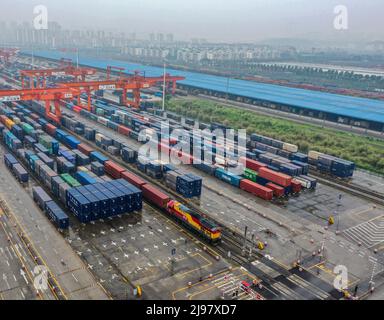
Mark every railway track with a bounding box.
[309,170,384,207]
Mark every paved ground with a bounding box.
[4,56,384,299]
[0,145,110,300]
[66,202,229,300]
[0,208,41,300]
[171,267,259,300]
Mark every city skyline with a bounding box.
[0,0,383,43]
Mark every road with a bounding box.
[0,207,44,300]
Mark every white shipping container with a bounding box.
[308,150,323,160]
[282,143,298,153]
[215,155,227,166]
[95,133,105,142]
[97,117,108,126]
[293,178,311,189]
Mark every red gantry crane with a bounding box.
[59,66,185,110]
[20,60,97,89]
[107,67,185,95]
[0,87,80,123]
[58,78,152,110]
[128,70,185,95]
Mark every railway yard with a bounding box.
[0,53,384,301]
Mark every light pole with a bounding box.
[76,48,79,69]
[225,77,230,102]
[336,194,342,233]
[162,61,166,111]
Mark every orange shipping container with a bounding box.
[5,119,15,130]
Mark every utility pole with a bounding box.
[162,61,166,111]
[336,194,342,233]
[76,48,79,69]
[242,226,248,255]
[31,47,34,70]
[225,77,230,102]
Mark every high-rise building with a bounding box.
[157,33,164,42]
[166,33,174,43]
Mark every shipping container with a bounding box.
[214,168,242,187]
[104,160,125,179]
[91,161,105,176]
[240,157,267,172]
[12,163,29,183]
[265,182,285,198]
[240,179,273,201]
[258,167,292,187]
[4,153,18,169]
[121,171,147,189]
[291,180,302,193]
[90,151,109,164]
[78,143,94,156]
[141,184,170,208]
[75,171,98,185]
[32,186,52,210]
[44,200,69,229]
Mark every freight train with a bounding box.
[166,200,221,242]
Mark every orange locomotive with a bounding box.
[166,200,221,243]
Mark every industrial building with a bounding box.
[27,50,384,132]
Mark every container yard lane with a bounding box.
[0,144,109,300]
[0,205,40,300]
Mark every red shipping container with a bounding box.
[291,180,302,193]
[78,143,94,156]
[73,106,82,113]
[258,167,292,187]
[45,123,57,136]
[0,115,7,125]
[104,160,125,179]
[240,179,273,201]
[266,182,285,198]
[118,125,131,136]
[31,114,39,121]
[141,184,170,208]
[240,157,267,172]
[158,143,171,158]
[121,171,147,189]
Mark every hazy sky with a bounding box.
[1,0,383,42]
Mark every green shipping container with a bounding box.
[60,173,81,187]
[243,168,258,182]
[21,123,34,135]
[39,135,53,154]
[96,108,104,116]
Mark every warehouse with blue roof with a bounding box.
[28,50,384,131]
